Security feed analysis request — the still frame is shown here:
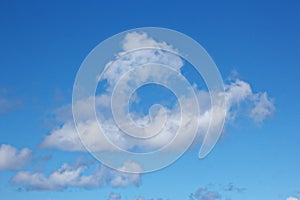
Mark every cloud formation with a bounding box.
[0,144,32,170]
[286,197,299,200]
[40,80,274,153]
[11,159,141,191]
[38,32,275,158]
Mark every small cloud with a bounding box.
[286,197,299,200]
[11,158,141,191]
[122,32,178,53]
[250,92,275,123]
[0,144,32,170]
[223,183,246,193]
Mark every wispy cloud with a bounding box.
[189,187,221,200]
[286,197,299,200]
[0,96,21,114]
[223,183,246,193]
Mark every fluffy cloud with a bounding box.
[39,122,85,151]
[110,161,142,187]
[286,197,299,200]
[0,144,32,170]
[40,32,275,156]
[224,79,275,122]
[40,79,274,153]
[250,92,275,122]
[11,159,141,191]
[122,32,178,53]
[225,79,252,106]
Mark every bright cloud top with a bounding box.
[0,144,32,170]
[41,32,275,157]
[286,197,299,200]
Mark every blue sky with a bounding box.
[0,1,299,200]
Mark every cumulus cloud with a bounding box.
[122,32,178,53]
[286,197,299,200]
[110,161,142,187]
[39,122,85,151]
[0,144,32,170]
[224,79,275,122]
[40,80,274,153]
[40,32,275,155]
[11,159,141,191]
[225,79,252,106]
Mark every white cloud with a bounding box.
[286,197,299,200]
[250,92,275,122]
[122,32,178,53]
[0,144,32,170]
[224,80,275,122]
[11,159,141,191]
[110,161,142,187]
[39,119,132,152]
[225,79,252,106]
[41,79,274,153]
[102,49,183,88]
[40,32,275,156]
[39,122,85,151]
